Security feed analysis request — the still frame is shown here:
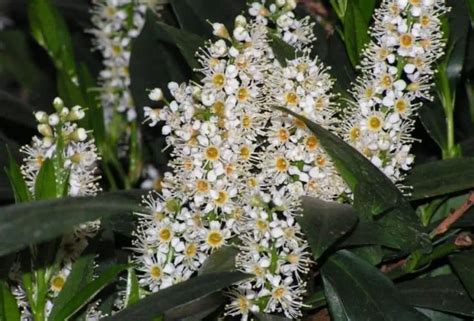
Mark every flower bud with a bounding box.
[233,26,249,41]
[60,107,70,118]
[276,0,286,7]
[34,111,48,124]
[48,113,60,126]
[286,0,297,9]
[68,106,85,121]
[71,128,87,142]
[53,97,64,111]
[38,124,53,137]
[212,23,229,39]
[234,15,247,27]
[148,88,163,101]
[42,136,54,148]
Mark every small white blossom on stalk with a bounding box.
[12,98,102,320]
[341,0,448,185]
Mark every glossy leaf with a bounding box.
[467,0,474,28]
[450,251,474,300]
[52,264,128,321]
[418,99,448,151]
[124,268,140,308]
[269,33,296,66]
[103,272,249,321]
[49,254,96,321]
[339,218,401,249]
[165,293,224,321]
[397,275,474,317]
[321,250,429,321]
[405,157,474,200]
[0,280,21,321]
[276,107,426,251]
[254,312,291,321]
[34,158,57,200]
[0,190,143,256]
[199,246,239,274]
[298,196,358,260]
[4,147,30,203]
[343,1,371,66]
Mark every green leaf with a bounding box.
[405,158,474,200]
[417,308,465,321]
[103,272,249,321]
[276,107,426,251]
[0,190,143,256]
[34,158,57,200]
[268,33,296,66]
[343,1,371,66]
[49,254,96,321]
[254,312,291,321]
[397,275,474,317]
[4,146,30,203]
[418,99,448,151]
[129,10,191,116]
[0,280,21,321]
[449,251,474,300]
[338,218,401,250]
[198,246,239,274]
[52,264,128,321]
[28,0,77,80]
[467,0,474,28]
[124,268,140,308]
[321,250,429,321]
[154,22,205,71]
[298,196,358,260]
[164,293,223,321]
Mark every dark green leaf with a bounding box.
[405,157,474,200]
[343,1,370,66]
[276,107,426,251]
[467,0,474,28]
[417,308,465,321]
[254,312,291,321]
[124,268,140,308]
[34,158,57,200]
[298,196,358,260]
[199,246,239,274]
[450,251,474,300]
[171,0,246,37]
[103,272,249,321]
[130,10,191,115]
[0,280,21,321]
[321,250,429,321]
[418,99,448,151]
[165,293,224,321]
[50,254,96,321]
[4,147,30,203]
[397,275,474,317]
[154,22,205,70]
[52,264,128,321]
[0,190,143,256]
[268,33,296,66]
[339,218,401,249]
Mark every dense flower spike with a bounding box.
[341,0,448,185]
[12,98,101,320]
[133,0,447,319]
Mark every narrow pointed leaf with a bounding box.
[199,246,239,274]
[0,190,143,256]
[321,250,429,321]
[298,196,358,260]
[103,272,249,321]
[0,280,21,321]
[124,268,140,308]
[449,251,474,300]
[4,147,30,203]
[34,158,57,200]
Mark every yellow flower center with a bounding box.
[377,48,389,60]
[241,114,251,128]
[212,73,225,88]
[409,0,421,5]
[237,87,249,102]
[399,33,414,48]
[305,136,318,150]
[159,227,172,242]
[238,297,249,312]
[150,265,162,280]
[205,146,220,161]
[285,92,299,106]
[420,15,430,27]
[316,155,326,167]
[256,219,268,231]
[225,163,235,176]
[272,287,286,299]
[214,191,228,205]
[51,275,65,292]
[380,74,393,89]
[275,157,289,172]
[367,115,383,132]
[364,87,375,98]
[235,55,248,70]
[154,211,164,222]
[240,146,251,160]
[212,101,225,116]
[395,99,408,114]
[185,243,197,257]
[287,253,300,265]
[314,97,326,110]
[153,178,162,191]
[350,127,361,141]
[278,128,289,142]
[196,180,209,193]
[36,155,45,166]
[207,230,224,248]
[307,179,318,191]
[247,177,258,188]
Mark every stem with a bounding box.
[431,191,474,237]
[34,268,47,321]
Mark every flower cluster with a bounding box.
[133,0,447,319]
[12,98,101,320]
[342,0,448,185]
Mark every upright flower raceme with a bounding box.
[341,0,448,186]
[132,0,447,319]
[12,98,101,320]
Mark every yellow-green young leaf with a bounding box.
[0,280,21,321]
[449,251,474,301]
[397,275,474,317]
[405,157,474,200]
[322,250,429,321]
[52,264,128,321]
[103,272,249,321]
[0,190,143,256]
[298,197,358,260]
[4,147,31,203]
[34,158,57,200]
